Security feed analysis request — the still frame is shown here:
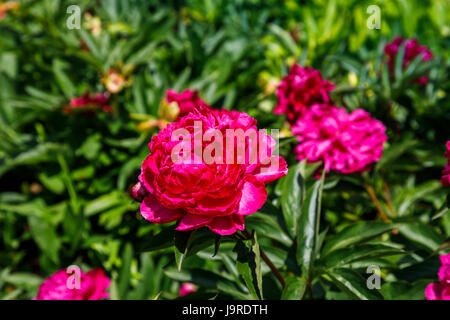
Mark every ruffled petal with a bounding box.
[140,194,184,223]
[237,177,267,216]
[207,216,238,235]
[176,214,213,231]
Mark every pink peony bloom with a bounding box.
[165,89,210,117]
[179,282,197,297]
[133,107,287,236]
[274,63,335,125]
[441,141,450,187]
[34,268,110,300]
[63,91,112,115]
[292,104,387,175]
[426,253,450,300]
[384,36,433,85]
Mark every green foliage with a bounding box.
[0,0,449,300]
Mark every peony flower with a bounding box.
[133,107,287,235]
[136,89,210,132]
[292,104,387,175]
[63,91,112,115]
[384,36,433,84]
[440,141,450,187]
[425,253,450,300]
[179,282,197,297]
[274,63,335,125]
[164,89,210,117]
[83,12,102,36]
[34,268,110,300]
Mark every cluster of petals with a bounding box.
[384,36,433,84]
[425,253,450,300]
[133,107,287,235]
[34,268,110,300]
[441,141,450,187]
[63,91,112,115]
[292,104,387,174]
[274,63,335,125]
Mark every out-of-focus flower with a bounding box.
[101,64,134,94]
[137,89,210,132]
[0,1,19,20]
[101,69,126,94]
[425,253,450,300]
[34,268,110,300]
[258,71,280,95]
[292,104,387,175]
[83,12,102,36]
[132,107,287,235]
[63,91,112,115]
[179,282,197,297]
[165,89,210,117]
[275,63,335,125]
[384,36,433,84]
[441,141,450,187]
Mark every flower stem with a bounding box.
[364,183,390,223]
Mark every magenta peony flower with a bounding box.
[292,104,387,175]
[63,91,112,115]
[441,141,450,187]
[133,107,287,235]
[165,89,210,117]
[384,36,433,84]
[274,63,335,125]
[34,268,110,300]
[426,253,450,300]
[179,282,197,297]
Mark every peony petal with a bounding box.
[176,214,213,231]
[140,194,184,223]
[252,156,288,183]
[231,214,245,231]
[207,216,238,235]
[237,177,268,216]
[425,283,444,300]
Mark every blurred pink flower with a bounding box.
[425,253,450,300]
[34,268,110,300]
[292,104,387,175]
[274,63,335,125]
[441,141,450,187]
[133,107,287,236]
[384,36,433,84]
[164,89,210,117]
[179,282,197,297]
[63,91,112,115]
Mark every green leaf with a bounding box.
[52,59,76,99]
[281,276,307,300]
[394,42,405,82]
[281,160,306,238]
[321,222,394,257]
[164,268,249,299]
[28,216,61,264]
[397,222,444,252]
[321,244,406,268]
[325,268,382,300]
[297,172,324,277]
[174,230,195,272]
[118,242,133,299]
[138,227,175,252]
[233,234,263,300]
[380,280,429,300]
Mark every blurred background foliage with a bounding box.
[0,0,449,300]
